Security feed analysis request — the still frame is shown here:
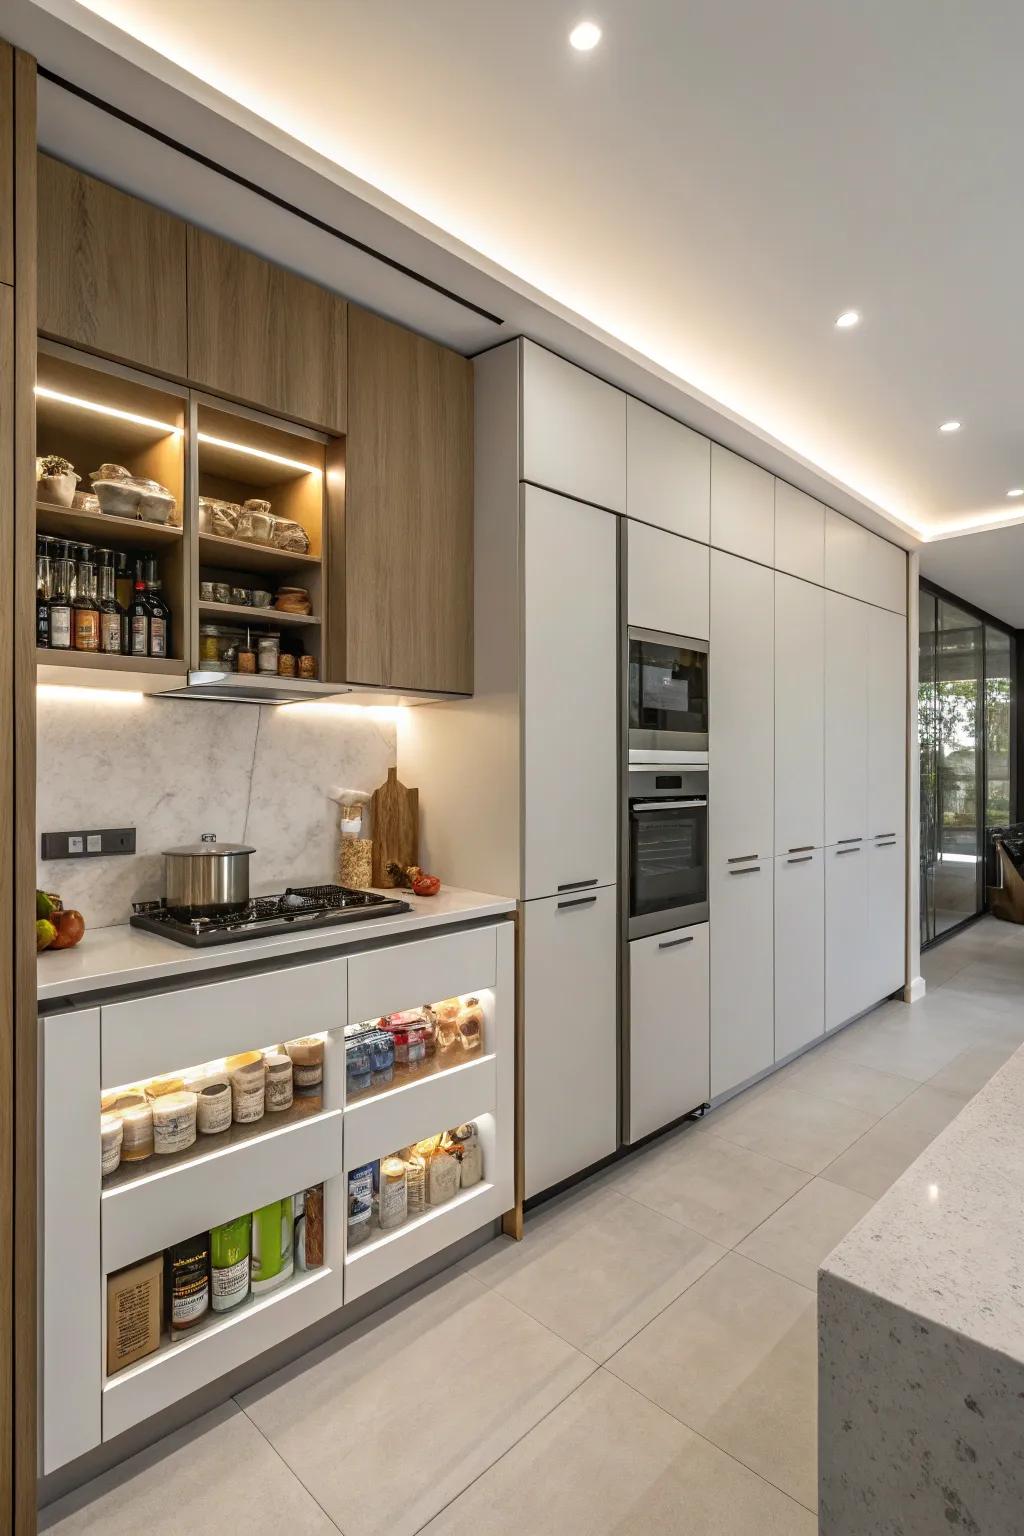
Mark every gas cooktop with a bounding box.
[131,884,411,947]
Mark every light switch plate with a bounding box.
[41,828,136,860]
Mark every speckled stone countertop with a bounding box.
[823,1041,1024,1359]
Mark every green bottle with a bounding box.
[250,1198,294,1296]
[210,1213,251,1313]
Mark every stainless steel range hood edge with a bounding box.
[152,670,354,705]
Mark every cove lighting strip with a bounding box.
[34,386,183,435]
[196,433,322,476]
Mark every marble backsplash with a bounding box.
[37,694,397,927]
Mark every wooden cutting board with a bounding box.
[370,768,419,886]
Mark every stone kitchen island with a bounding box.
[819,1042,1024,1534]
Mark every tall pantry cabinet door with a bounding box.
[37,155,187,376]
[626,519,710,639]
[774,851,825,1060]
[868,606,907,840]
[522,485,618,899]
[523,888,619,1198]
[774,572,824,854]
[343,307,473,693]
[628,924,710,1143]
[625,396,711,542]
[868,837,906,1005]
[710,859,773,1097]
[710,550,774,862]
[709,444,774,564]
[824,591,870,846]
[187,226,347,431]
[521,340,626,511]
[825,844,869,1029]
[773,481,825,585]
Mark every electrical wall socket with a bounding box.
[41,828,136,860]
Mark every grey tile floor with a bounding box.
[42,917,1024,1536]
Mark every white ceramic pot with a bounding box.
[38,472,78,507]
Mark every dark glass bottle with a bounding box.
[48,541,73,651]
[129,559,150,657]
[36,534,54,648]
[143,555,171,658]
[114,551,132,653]
[72,543,100,651]
[97,548,124,655]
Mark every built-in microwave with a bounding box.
[627,627,708,764]
[626,766,709,939]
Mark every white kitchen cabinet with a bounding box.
[710,550,774,863]
[868,835,906,1004]
[774,571,825,854]
[825,842,870,1029]
[710,858,774,1098]
[626,396,711,542]
[710,443,774,565]
[824,590,869,847]
[522,484,618,899]
[868,605,907,840]
[627,520,710,639]
[825,507,907,614]
[627,923,710,1143]
[521,340,626,512]
[774,851,825,1059]
[523,886,619,1198]
[774,480,825,585]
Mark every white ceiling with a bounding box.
[921,525,1024,629]
[12,0,1024,551]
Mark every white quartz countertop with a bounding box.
[822,1040,1024,1361]
[37,886,516,1003]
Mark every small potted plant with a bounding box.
[37,454,79,508]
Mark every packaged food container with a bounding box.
[214,582,232,603]
[90,465,177,523]
[298,655,318,679]
[196,1079,232,1134]
[263,1052,294,1112]
[152,1090,198,1155]
[231,1061,265,1123]
[366,1029,394,1090]
[199,580,215,601]
[237,500,274,544]
[379,1157,408,1230]
[71,491,101,513]
[277,653,297,679]
[347,1163,376,1247]
[286,1037,325,1097]
[257,634,280,674]
[270,518,310,554]
[345,1032,372,1097]
[100,1113,123,1177]
[251,588,272,608]
[230,586,250,606]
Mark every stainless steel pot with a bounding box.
[162,833,254,915]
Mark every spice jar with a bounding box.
[196,1078,232,1135]
[379,1156,408,1230]
[257,634,280,674]
[298,655,318,679]
[231,1060,265,1123]
[286,1037,324,1099]
[277,652,296,678]
[152,1090,198,1155]
[214,582,231,604]
[100,1113,123,1177]
[264,1052,294,1112]
[237,628,256,674]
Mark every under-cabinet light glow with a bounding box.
[281,702,402,721]
[37,685,145,705]
[197,433,323,476]
[1008,488,1024,498]
[34,386,183,435]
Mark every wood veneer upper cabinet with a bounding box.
[187,226,347,431]
[341,306,473,693]
[37,155,187,375]
[0,42,12,287]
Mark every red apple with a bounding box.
[49,909,85,948]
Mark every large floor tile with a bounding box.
[820,1112,941,1200]
[39,1404,335,1535]
[736,1177,874,1289]
[883,1082,967,1138]
[783,1050,917,1117]
[238,1270,593,1536]
[465,1189,724,1361]
[700,1084,875,1173]
[607,1125,809,1246]
[827,1009,966,1079]
[420,1370,816,1536]
[608,1251,817,1510]
[927,1041,1017,1100]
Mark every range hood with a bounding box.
[153,670,354,706]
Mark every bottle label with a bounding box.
[211,1255,250,1311]
[100,613,122,654]
[130,614,149,656]
[149,616,167,657]
[37,603,50,647]
[50,608,71,649]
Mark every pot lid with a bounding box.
[162,833,256,857]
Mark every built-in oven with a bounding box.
[626,766,709,939]
[627,628,709,764]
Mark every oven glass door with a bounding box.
[629,798,708,931]
[628,632,708,749]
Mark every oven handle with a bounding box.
[632,799,707,812]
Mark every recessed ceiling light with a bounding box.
[1008,488,1024,498]
[939,420,961,433]
[569,20,602,50]
[834,310,860,329]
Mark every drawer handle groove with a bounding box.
[836,847,861,856]
[727,853,759,864]
[729,866,761,875]
[788,845,815,853]
[557,895,598,911]
[874,833,897,840]
[837,837,863,845]
[787,855,813,864]
[557,878,599,892]
[658,935,695,949]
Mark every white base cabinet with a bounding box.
[869,837,906,1004]
[774,851,825,1059]
[627,924,710,1143]
[710,859,774,1098]
[825,843,870,1030]
[523,886,618,1198]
